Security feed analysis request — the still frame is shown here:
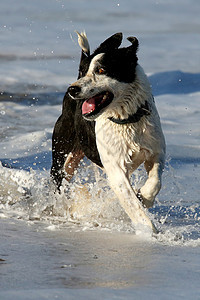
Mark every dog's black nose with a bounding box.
[67,86,81,98]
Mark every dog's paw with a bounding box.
[136,189,154,208]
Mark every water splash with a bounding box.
[0,160,199,246]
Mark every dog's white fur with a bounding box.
[71,35,165,232]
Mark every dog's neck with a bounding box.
[108,100,150,125]
[97,65,152,125]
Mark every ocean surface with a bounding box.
[0,0,200,299]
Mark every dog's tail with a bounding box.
[75,31,90,56]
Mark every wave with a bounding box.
[149,70,200,95]
[1,70,200,96]
[0,53,72,62]
[0,90,64,105]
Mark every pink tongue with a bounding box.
[82,98,96,114]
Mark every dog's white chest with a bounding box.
[95,117,142,168]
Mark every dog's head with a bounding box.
[67,32,139,121]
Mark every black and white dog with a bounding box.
[51,32,165,233]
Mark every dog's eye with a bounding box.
[97,67,105,74]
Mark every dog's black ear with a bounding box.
[127,36,139,52]
[94,32,123,54]
[78,52,91,79]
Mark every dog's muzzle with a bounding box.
[82,91,114,120]
[67,85,114,121]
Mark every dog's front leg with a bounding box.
[106,163,157,233]
[138,153,165,208]
[95,125,157,233]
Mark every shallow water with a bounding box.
[0,0,200,299]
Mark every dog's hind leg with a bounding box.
[64,150,85,181]
[137,153,165,208]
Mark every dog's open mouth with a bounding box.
[82,91,114,118]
